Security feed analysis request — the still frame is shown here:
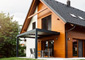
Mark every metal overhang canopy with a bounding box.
[17,28,60,39]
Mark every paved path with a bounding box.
[38,58,65,60]
[19,57,85,60]
[38,58,85,60]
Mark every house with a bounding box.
[16,0,85,58]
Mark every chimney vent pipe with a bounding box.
[67,0,71,7]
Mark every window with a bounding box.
[42,15,51,30]
[73,39,78,56]
[78,16,85,20]
[70,13,85,21]
[32,22,36,29]
[70,13,76,18]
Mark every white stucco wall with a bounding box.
[27,8,37,31]
[26,7,37,57]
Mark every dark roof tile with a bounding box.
[42,0,85,26]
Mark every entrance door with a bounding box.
[78,40,83,57]
[73,39,83,57]
[73,39,78,57]
[41,40,54,57]
[48,40,54,56]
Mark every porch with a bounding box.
[16,28,60,58]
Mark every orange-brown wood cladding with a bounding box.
[38,41,41,51]
[38,2,51,19]
[37,2,51,29]
[37,2,66,58]
[38,41,41,57]
[52,14,65,58]
[37,2,51,57]
[67,31,85,57]
[66,24,85,58]
[67,32,73,58]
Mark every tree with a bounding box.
[0,12,19,57]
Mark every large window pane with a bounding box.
[73,40,78,56]
[42,15,51,30]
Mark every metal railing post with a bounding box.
[35,29,38,58]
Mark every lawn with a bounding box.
[0,57,40,60]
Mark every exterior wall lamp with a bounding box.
[68,38,70,40]
[56,38,58,40]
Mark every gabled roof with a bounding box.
[41,0,85,26]
[20,0,39,33]
[20,0,85,33]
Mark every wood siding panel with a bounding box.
[38,41,41,57]
[67,33,73,58]
[66,24,85,58]
[37,2,52,57]
[37,2,51,29]
[52,14,65,58]
[38,2,51,19]
[37,2,65,58]
[67,31,85,58]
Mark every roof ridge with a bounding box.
[45,0,85,13]
[53,0,85,13]
[42,0,85,26]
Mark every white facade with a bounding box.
[26,7,37,57]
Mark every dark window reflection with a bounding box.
[73,40,77,56]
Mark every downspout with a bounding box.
[65,24,76,58]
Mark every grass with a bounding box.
[0,57,40,60]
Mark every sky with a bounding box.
[0,0,85,25]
